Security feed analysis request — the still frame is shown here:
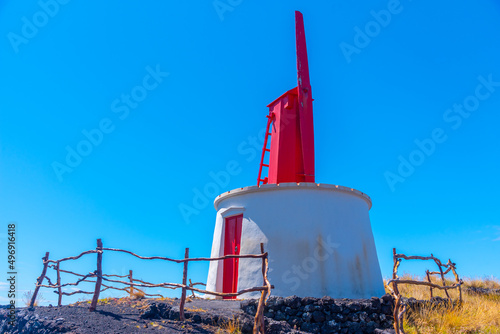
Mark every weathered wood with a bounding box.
[189,279,196,298]
[449,261,462,303]
[56,262,62,306]
[393,292,402,334]
[49,267,131,289]
[98,276,182,289]
[253,243,268,334]
[43,274,55,286]
[394,253,443,262]
[101,247,265,262]
[179,248,189,321]
[31,243,271,307]
[176,253,268,262]
[89,239,103,312]
[253,291,266,334]
[188,281,206,286]
[389,249,464,334]
[392,248,401,334]
[386,279,462,290]
[101,273,130,278]
[129,276,175,288]
[58,290,95,296]
[54,283,162,297]
[458,280,463,303]
[99,274,268,296]
[46,250,98,263]
[260,244,269,333]
[398,303,407,334]
[42,272,96,289]
[395,254,454,269]
[434,258,451,299]
[392,248,397,277]
[49,266,87,277]
[57,286,112,296]
[425,270,433,298]
[30,252,50,307]
[428,266,452,275]
[38,277,96,288]
[264,256,272,298]
[128,270,133,297]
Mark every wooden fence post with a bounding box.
[449,261,462,304]
[425,270,433,298]
[189,279,196,298]
[179,248,189,321]
[388,251,463,334]
[260,243,268,333]
[56,261,62,306]
[89,239,103,312]
[434,257,451,300]
[30,252,50,307]
[128,270,134,297]
[392,248,402,334]
[253,243,267,334]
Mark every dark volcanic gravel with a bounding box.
[2,296,397,333]
[1,298,252,334]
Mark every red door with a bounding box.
[223,214,243,299]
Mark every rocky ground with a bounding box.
[0,297,300,334]
[0,297,397,334]
[241,295,395,334]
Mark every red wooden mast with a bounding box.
[258,11,315,186]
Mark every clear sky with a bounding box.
[1,0,499,306]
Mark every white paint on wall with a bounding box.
[206,183,386,299]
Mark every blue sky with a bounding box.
[1,0,500,305]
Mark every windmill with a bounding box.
[206,11,385,299]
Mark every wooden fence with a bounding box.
[30,239,272,334]
[385,248,463,334]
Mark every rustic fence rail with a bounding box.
[386,248,463,334]
[30,238,272,334]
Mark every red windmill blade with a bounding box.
[295,10,315,182]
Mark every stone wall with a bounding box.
[466,286,500,296]
[241,294,395,334]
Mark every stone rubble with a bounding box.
[240,294,395,334]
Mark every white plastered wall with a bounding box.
[206,183,386,299]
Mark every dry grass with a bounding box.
[185,306,207,313]
[465,277,500,290]
[22,290,45,306]
[216,317,241,334]
[385,274,500,334]
[130,288,146,300]
[98,297,118,304]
